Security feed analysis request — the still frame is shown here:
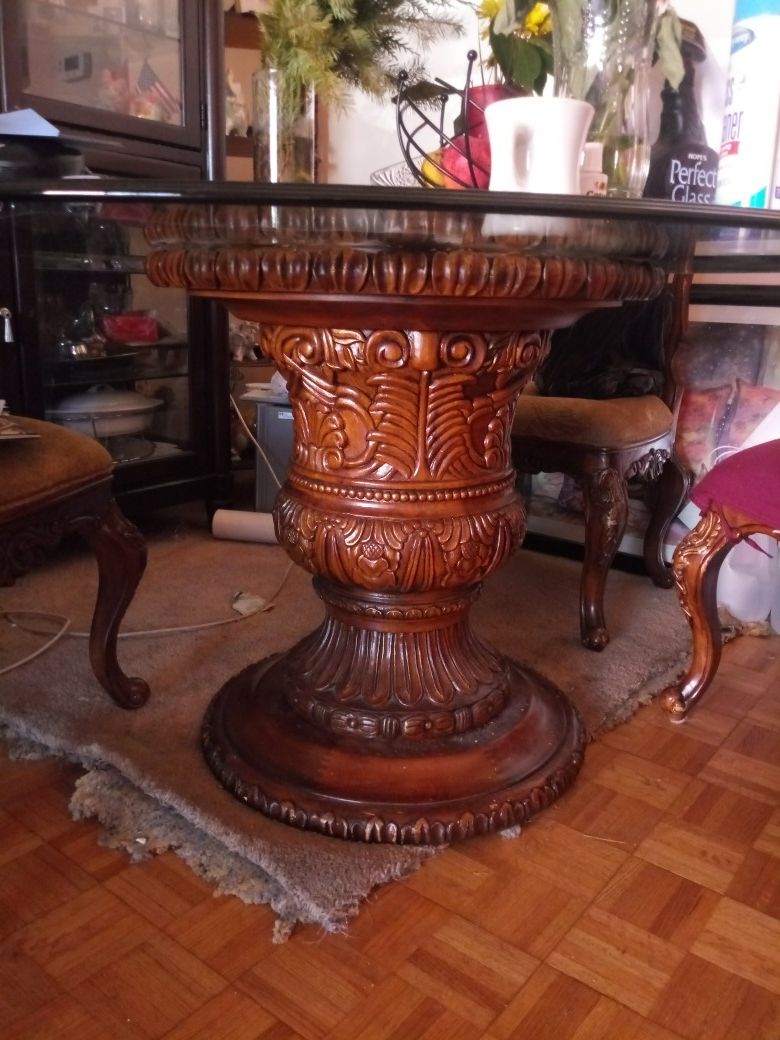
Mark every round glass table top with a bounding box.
[2,179,779,265]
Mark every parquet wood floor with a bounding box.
[1,631,778,1040]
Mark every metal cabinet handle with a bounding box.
[0,307,14,344]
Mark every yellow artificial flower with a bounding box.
[523,3,552,37]
[478,0,503,18]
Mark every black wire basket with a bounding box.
[393,51,522,190]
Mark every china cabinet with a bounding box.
[0,0,232,512]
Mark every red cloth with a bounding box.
[691,439,780,530]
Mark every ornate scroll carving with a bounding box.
[625,447,670,482]
[670,509,730,625]
[145,199,678,841]
[585,468,626,566]
[260,327,546,486]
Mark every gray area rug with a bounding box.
[0,517,691,936]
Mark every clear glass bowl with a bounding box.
[369,162,420,188]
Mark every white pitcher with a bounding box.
[484,96,595,194]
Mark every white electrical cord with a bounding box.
[0,611,71,676]
[0,561,293,674]
[230,392,283,489]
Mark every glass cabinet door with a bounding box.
[4,0,201,148]
[21,0,183,126]
[29,200,193,468]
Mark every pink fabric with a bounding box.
[691,439,780,530]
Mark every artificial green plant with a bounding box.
[256,0,462,110]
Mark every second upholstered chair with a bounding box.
[661,438,780,721]
[512,273,692,651]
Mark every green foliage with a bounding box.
[475,1,553,94]
[655,7,684,90]
[257,0,462,109]
[488,22,552,94]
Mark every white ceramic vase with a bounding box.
[484,96,594,194]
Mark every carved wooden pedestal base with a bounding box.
[202,646,584,845]
[202,516,586,843]
[199,320,588,843]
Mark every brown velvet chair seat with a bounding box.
[0,416,149,708]
[511,273,692,651]
[0,418,113,520]
[512,390,673,448]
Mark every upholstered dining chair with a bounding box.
[511,272,692,651]
[661,438,780,722]
[0,415,149,708]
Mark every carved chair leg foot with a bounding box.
[77,501,149,709]
[580,467,628,652]
[643,454,692,589]
[661,509,733,721]
[660,686,689,722]
[583,627,610,652]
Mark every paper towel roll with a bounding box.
[211,509,278,544]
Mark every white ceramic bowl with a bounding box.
[47,386,163,438]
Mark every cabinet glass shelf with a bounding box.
[33,251,147,274]
[46,362,189,385]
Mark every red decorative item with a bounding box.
[462,84,523,133]
[101,312,159,343]
[690,439,780,531]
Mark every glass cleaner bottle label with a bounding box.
[666,151,718,202]
[716,5,780,208]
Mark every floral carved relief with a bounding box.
[149,210,602,838]
[585,467,627,565]
[275,494,526,594]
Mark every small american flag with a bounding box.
[134,61,181,120]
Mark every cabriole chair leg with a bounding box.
[643,454,691,589]
[580,466,628,651]
[76,501,150,710]
[660,509,736,722]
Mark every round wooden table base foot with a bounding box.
[201,655,586,845]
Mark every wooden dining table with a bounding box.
[137,184,744,845]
